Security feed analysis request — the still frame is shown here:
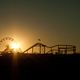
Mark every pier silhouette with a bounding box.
[0,38,79,80]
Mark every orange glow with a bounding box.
[11,42,19,49]
[10,42,21,53]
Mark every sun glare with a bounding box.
[10,42,21,52]
[11,43,19,49]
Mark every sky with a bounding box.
[0,0,80,52]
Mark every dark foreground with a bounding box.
[0,53,80,80]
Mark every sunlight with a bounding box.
[11,43,19,49]
[10,42,20,52]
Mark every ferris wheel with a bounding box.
[0,37,21,53]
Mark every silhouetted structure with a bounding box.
[0,37,77,55]
[23,43,76,54]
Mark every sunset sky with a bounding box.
[0,0,80,52]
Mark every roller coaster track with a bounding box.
[23,43,76,54]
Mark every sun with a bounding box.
[11,43,19,49]
[10,42,21,52]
